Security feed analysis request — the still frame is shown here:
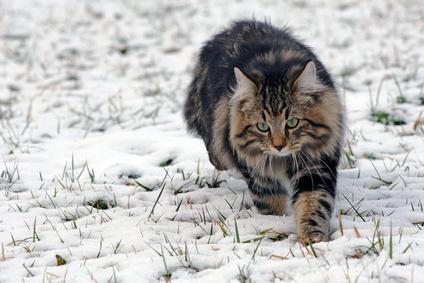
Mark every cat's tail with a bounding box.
[184,63,206,137]
[183,93,201,136]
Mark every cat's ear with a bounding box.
[293,61,325,93]
[234,67,258,91]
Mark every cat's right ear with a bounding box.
[293,61,326,93]
[234,67,258,91]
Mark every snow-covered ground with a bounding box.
[1,0,424,282]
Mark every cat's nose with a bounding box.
[272,138,287,151]
[274,145,284,151]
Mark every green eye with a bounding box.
[257,122,270,132]
[286,117,299,128]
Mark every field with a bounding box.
[1,0,424,282]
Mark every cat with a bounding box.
[184,20,345,243]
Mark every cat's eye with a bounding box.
[257,122,270,132]
[286,117,299,128]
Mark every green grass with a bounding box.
[371,111,390,124]
[87,199,111,210]
[56,255,67,266]
[159,158,174,167]
[371,111,406,126]
[363,152,377,160]
[392,118,406,125]
[396,96,407,104]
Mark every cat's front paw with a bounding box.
[297,230,330,244]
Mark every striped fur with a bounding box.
[184,20,345,243]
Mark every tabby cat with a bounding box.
[184,20,345,243]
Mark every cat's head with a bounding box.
[229,59,343,165]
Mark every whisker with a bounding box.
[296,152,314,191]
[300,152,336,194]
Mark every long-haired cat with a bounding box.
[184,20,345,243]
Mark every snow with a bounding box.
[1,0,424,282]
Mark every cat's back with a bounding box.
[199,20,298,71]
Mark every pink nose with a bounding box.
[272,138,287,151]
[274,144,284,151]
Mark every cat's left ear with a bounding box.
[293,61,326,93]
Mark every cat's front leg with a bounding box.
[248,175,288,216]
[292,171,336,243]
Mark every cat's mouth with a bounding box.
[265,148,292,157]
[264,142,304,158]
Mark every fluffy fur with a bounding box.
[184,20,345,243]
